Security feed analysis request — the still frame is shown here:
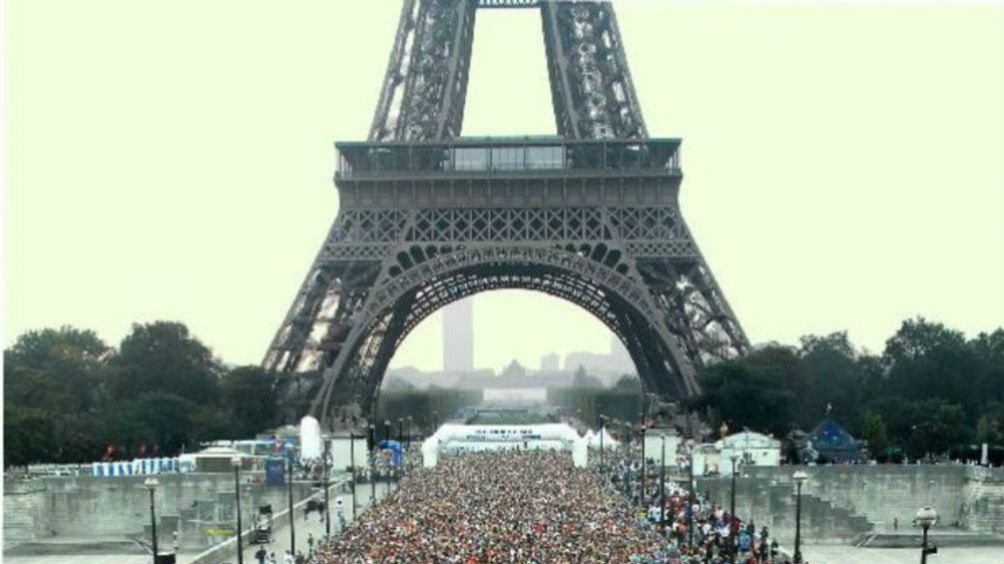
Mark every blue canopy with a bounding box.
[378,440,403,465]
[807,417,862,463]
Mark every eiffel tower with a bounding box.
[263,0,749,428]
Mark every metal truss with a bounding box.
[368,0,646,142]
[541,1,647,139]
[264,0,750,428]
[304,243,708,427]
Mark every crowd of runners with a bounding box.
[305,446,795,563]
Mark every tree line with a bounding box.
[5,317,1002,467]
[4,322,278,467]
[692,319,1004,461]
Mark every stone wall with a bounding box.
[3,473,315,551]
[696,464,1004,545]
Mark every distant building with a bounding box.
[501,359,527,378]
[540,352,560,372]
[563,335,635,380]
[716,430,782,474]
[443,299,473,372]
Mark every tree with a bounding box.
[798,332,864,429]
[614,374,642,390]
[121,392,199,455]
[220,366,279,438]
[883,318,979,412]
[113,322,221,404]
[861,411,888,459]
[693,359,797,437]
[4,406,57,467]
[975,411,1003,445]
[3,327,113,464]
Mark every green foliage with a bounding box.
[691,356,797,437]
[5,316,1001,466]
[113,322,221,404]
[692,318,1004,460]
[3,322,281,467]
[376,386,482,428]
[614,374,642,390]
[220,366,279,438]
[861,412,888,458]
[547,387,641,425]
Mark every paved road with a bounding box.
[2,481,397,564]
[803,544,1004,564]
[235,480,393,564]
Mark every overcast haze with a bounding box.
[6,1,1003,372]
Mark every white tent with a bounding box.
[587,427,619,449]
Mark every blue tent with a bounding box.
[807,417,862,463]
[378,439,403,466]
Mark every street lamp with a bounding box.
[383,420,392,494]
[322,441,331,538]
[368,423,376,506]
[659,433,667,532]
[729,454,740,563]
[286,456,296,555]
[916,506,938,564]
[685,439,696,548]
[638,419,647,507]
[793,470,808,563]
[230,456,244,564]
[144,477,159,564]
[349,431,358,521]
[599,415,607,477]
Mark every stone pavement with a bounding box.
[2,480,395,564]
[803,544,1004,564]
[234,480,391,564]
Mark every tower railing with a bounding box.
[335,138,681,180]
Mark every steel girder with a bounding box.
[302,242,704,428]
[368,0,646,142]
[368,0,477,142]
[265,0,750,427]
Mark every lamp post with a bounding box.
[406,416,413,449]
[230,456,244,564]
[287,456,296,555]
[916,506,938,564]
[368,423,376,506]
[686,439,696,548]
[383,420,392,494]
[599,415,607,477]
[349,432,358,521]
[793,470,808,563]
[397,418,404,443]
[659,433,667,532]
[144,477,159,564]
[322,441,331,538]
[639,419,647,507]
[729,454,740,563]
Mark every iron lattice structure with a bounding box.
[264,0,749,428]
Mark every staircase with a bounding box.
[3,483,48,547]
[961,468,1004,535]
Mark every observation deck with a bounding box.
[335,137,681,181]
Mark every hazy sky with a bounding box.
[6,1,1003,372]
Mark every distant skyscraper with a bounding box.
[540,352,560,372]
[443,299,473,372]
